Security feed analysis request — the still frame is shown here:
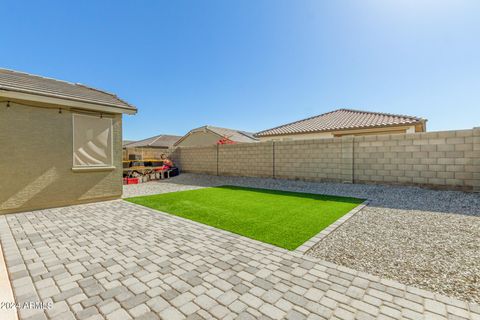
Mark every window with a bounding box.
[73,114,113,168]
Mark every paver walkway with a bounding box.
[0,200,479,320]
[124,174,480,304]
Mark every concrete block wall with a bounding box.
[274,139,344,182]
[340,136,354,183]
[472,127,480,192]
[218,143,274,177]
[171,146,217,175]
[354,129,478,191]
[172,128,480,191]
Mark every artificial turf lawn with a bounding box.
[126,186,364,250]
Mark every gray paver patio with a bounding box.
[0,193,479,319]
[124,174,480,304]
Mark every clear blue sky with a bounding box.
[1,1,479,140]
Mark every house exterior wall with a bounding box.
[257,124,419,142]
[171,128,480,192]
[175,131,221,147]
[0,101,123,214]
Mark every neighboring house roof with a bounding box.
[124,134,182,148]
[0,68,137,114]
[206,126,258,143]
[255,109,426,137]
[122,140,135,147]
[175,125,259,146]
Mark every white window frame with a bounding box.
[72,113,114,169]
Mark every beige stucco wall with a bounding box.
[171,128,480,192]
[175,131,221,147]
[257,125,418,142]
[0,101,123,214]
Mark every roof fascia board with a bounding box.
[256,123,420,138]
[0,89,136,115]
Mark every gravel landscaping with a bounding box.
[124,173,480,303]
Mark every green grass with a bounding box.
[126,186,364,250]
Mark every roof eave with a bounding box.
[255,122,423,137]
[0,87,137,115]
